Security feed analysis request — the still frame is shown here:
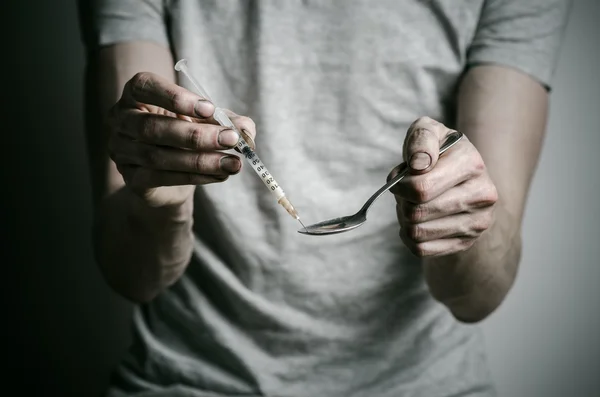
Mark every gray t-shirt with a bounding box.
[83,1,570,396]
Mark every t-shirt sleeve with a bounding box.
[466,0,572,90]
[79,0,169,50]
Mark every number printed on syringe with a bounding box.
[239,142,282,198]
[235,139,304,228]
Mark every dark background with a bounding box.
[4,1,132,393]
[3,1,599,396]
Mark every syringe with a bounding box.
[174,59,305,228]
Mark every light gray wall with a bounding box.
[481,1,600,396]
[4,0,597,396]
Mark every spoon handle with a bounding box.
[358,130,464,215]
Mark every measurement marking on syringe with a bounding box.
[240,144,281,191]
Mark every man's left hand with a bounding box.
[388,117,498,257]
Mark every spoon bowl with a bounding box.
[297,214,367,236]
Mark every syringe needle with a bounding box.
[298,218,307,232]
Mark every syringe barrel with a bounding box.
[212,108,286,201]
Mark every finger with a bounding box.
[118,164,229,188]
[386,163,409,183]
[239,128,256,151]
[185,109,257,140]
[390,140,479,203]
[115,110,240,150]
[399,231,476,258]
[398,177,498,223]
[398,212,492,243]
[223,109,257,152]
[111,136,241,175]
[403,117,450,174]
[176,113,219,126]
[121,72,216,119]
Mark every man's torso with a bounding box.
[109,1,496,396]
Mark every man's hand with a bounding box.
[389,117,498,257]
[107,71,256,208]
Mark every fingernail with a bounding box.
[194,99,214,117]
[218,129,240,147]
[220,156,241,173]
[409,152,431,171]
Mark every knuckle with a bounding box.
[187,127,204,150]
[412,243,429,258]
[470,151,486,174]
[414,116,434,126]
[410,116,441,132]
[169,91,186,110]
[192,154,207,172]
[410,178,432,203]
[130,72,152,95]
[471,217,489,233]
[467,210,493,235]
[485,184,499,205]
[456,198,468,214]
[413,205,427,222]
[139,114,157,141]
[404,202,426,223]
[405,224,424,242]
[411,126,432,140]
[399,229,427,257]
[477,182,498,207]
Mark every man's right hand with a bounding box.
[107,71,256,208]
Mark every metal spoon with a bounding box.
[298,130,463,236]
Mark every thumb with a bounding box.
[403,117,447,174]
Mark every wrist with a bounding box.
[125,187,195,228]
[424,204,522,322]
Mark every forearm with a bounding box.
[85,41,188,302]
[424,202,521,322]
[423,65,549,322]
[93,187,194,303]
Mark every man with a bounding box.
[79,1,571,396]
